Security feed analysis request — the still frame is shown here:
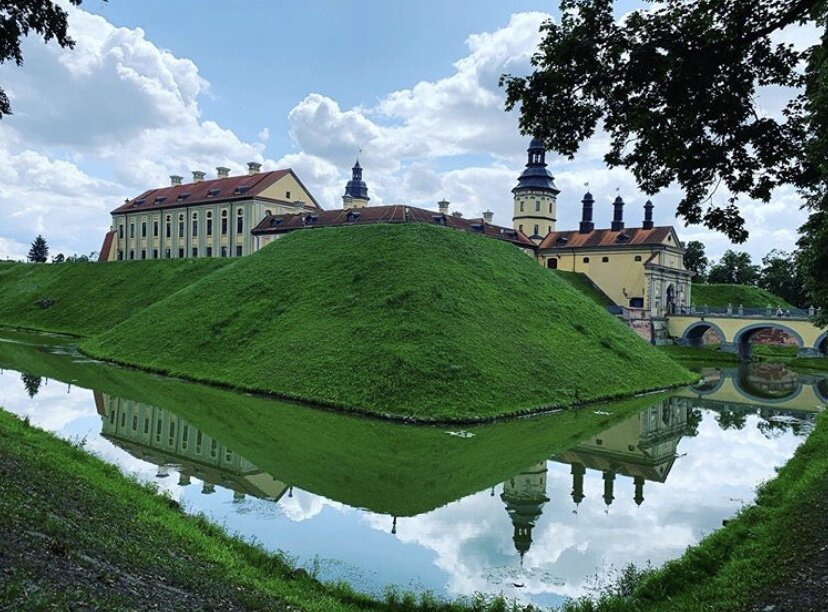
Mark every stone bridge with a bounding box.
[674,365,828,413]
[667,311,828,359]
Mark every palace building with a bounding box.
[99,140,691,318]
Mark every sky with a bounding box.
[0,1,817,261]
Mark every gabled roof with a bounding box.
[252,205,536,248]
[98,230,116,262]
[111,169,320,214]
[538,226,676,250]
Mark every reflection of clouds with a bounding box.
[0,373,92,432]
[278,489,345,522]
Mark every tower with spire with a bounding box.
[342,159,370,209]
[512,138,560,243]
[501,461,549,564]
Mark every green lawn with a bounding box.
[691,283,793,309]
[0,259,229,336]
[81,224,695,421]
[552,271,615,306]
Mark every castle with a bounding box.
[99,140,691,317]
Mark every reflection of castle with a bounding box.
[500,398,689,560]
[95,392,289,502]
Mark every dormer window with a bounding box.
[269,217,282,228]
[233,185,250,195]
[433,215,446,226]
[177,192,190,202]
[207,188,220,197]
[134,199,145,207]
[617,233,630,243]
[556,236,569,245]
[346,211,361,222]
[154,196,167,204]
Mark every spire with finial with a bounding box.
[343,155,370,209]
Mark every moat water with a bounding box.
[0,329,824,608]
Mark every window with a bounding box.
[535,201,540,212]
[221,210,228,235]
[286,191,291,199]
[118,224,124,239]
[629,297,644,308]
[141,222,147,238]
[130,223,135,239]
[192,212,198,237]
[144,418,150,434]
[178,248,184,258]
[583,257,590,263]
[206,211,213,236]
[236,245,242,256]
[191,247,198,257]
[206,247,213,257]
[221,246,228,257]
[141,249,146,260]
[152,249,158,259]
[117,250,123,261]
[132,415,138,431]
[547,258,558,269]
[520,202,524,212]
[165,248,171,259]
[533,224,539,236]
[602,256,609,263]
[265,209,272,217]
[547,225,552,233]
[519,224,524,232]
[129,250,135,260]
[178,214,184,238]
[634,255,642,262]
[151,221,157,237]
[236,209,243,234]
[165,216,171,238]
[549,203,553,214]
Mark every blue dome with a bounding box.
[344,159,369,200]
[529,137,544,150]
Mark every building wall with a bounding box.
[513,189,557,240]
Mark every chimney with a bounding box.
[170,175,183,187]
[438,199,450,215]
[216,166,230,179]
[483,210,494,224]
[192,170,206,183]
[611,195,625,231]
[579,191,595,233]
[643,200,654,230]
[247,161,262,175]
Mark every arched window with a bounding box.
[583,257,590,263]
[191,212,198,237]
[602,256,609,263]
[221,210,228,235]
[548,203,553,213]
[236,208,244,234]
[206,211,213,236]
[178,214,184,238]
[165,215,171,239]
[265,209,272,217]
[520,202,524,212]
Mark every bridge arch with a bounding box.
[733,322,805,360]
[682,321,726,348]
[814,331,828,356]
[733,364,804,404]
[816,379,828,403]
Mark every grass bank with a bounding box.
[561,409,828,611]
[82,224,695,421]
[0,409,529,611]
[691,283,793,309]
[0,259,229,336]
[657,344,740,365]
[551,271,614,306]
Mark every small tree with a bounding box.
[708,250,760,285]
[52,253,65,264]
[683,241,709,282]
[28,235,49,263]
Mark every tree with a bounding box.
[27,235,48,263]
[20,373,42,398]
[707,250,760,285]
[759,249,808,306]
[0,1,105,118]
[683,241,709,282]
[501,0,828,319]
[52,253,65,264]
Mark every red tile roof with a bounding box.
[111,169,320,214]
[252,205,536,248]
[98,230,116,262]
[538,226,674,250]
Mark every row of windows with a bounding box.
[118,208,246,240]
[518,224,553,236]
[109,410,228,458]
[518,201,554,214]
[548,254,646,265]
[117,245,243,260]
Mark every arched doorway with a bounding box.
[665,284,675,314]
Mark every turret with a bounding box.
[571,463,586,506]
[643,200,654,230]
[501,462,549,563]
[512,138,560,243]
[343,159,370,209]
[579,191,595,234]
[602,471,616,507]
[611,195,625,231]
[634,475,645,506]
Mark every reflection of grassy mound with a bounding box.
[692,283,793,309]
[0,331,667,517]
[83,224,694,420]
[0,260,228,336]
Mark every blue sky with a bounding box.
[0,1,813,260]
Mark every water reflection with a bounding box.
[0,332,823,606]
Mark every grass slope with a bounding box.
[691,283,793,309]
[82,224,694,420]
[0,259,229,336]
[552,271,615,306]
[562,409,828,611]
[0,409,526,611]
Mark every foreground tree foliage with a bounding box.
[502,0,828,322]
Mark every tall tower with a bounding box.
[501,461,550,564]
[512,138,560,243]
[342,159,370,209]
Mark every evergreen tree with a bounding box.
[683,241,709,282]
[21,373,42,398]
[27,235,49,263]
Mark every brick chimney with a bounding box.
[170,175,183,187]
[247,162,262,175]
[216,166,230,179]
[192,170,206,183]
[438,199,450,215]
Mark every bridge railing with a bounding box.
[681,305,821,321]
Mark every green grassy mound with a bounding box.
[553,271,615,306]
[82,224,694,420]
[691,283,793,309]
[0,259,229,336]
